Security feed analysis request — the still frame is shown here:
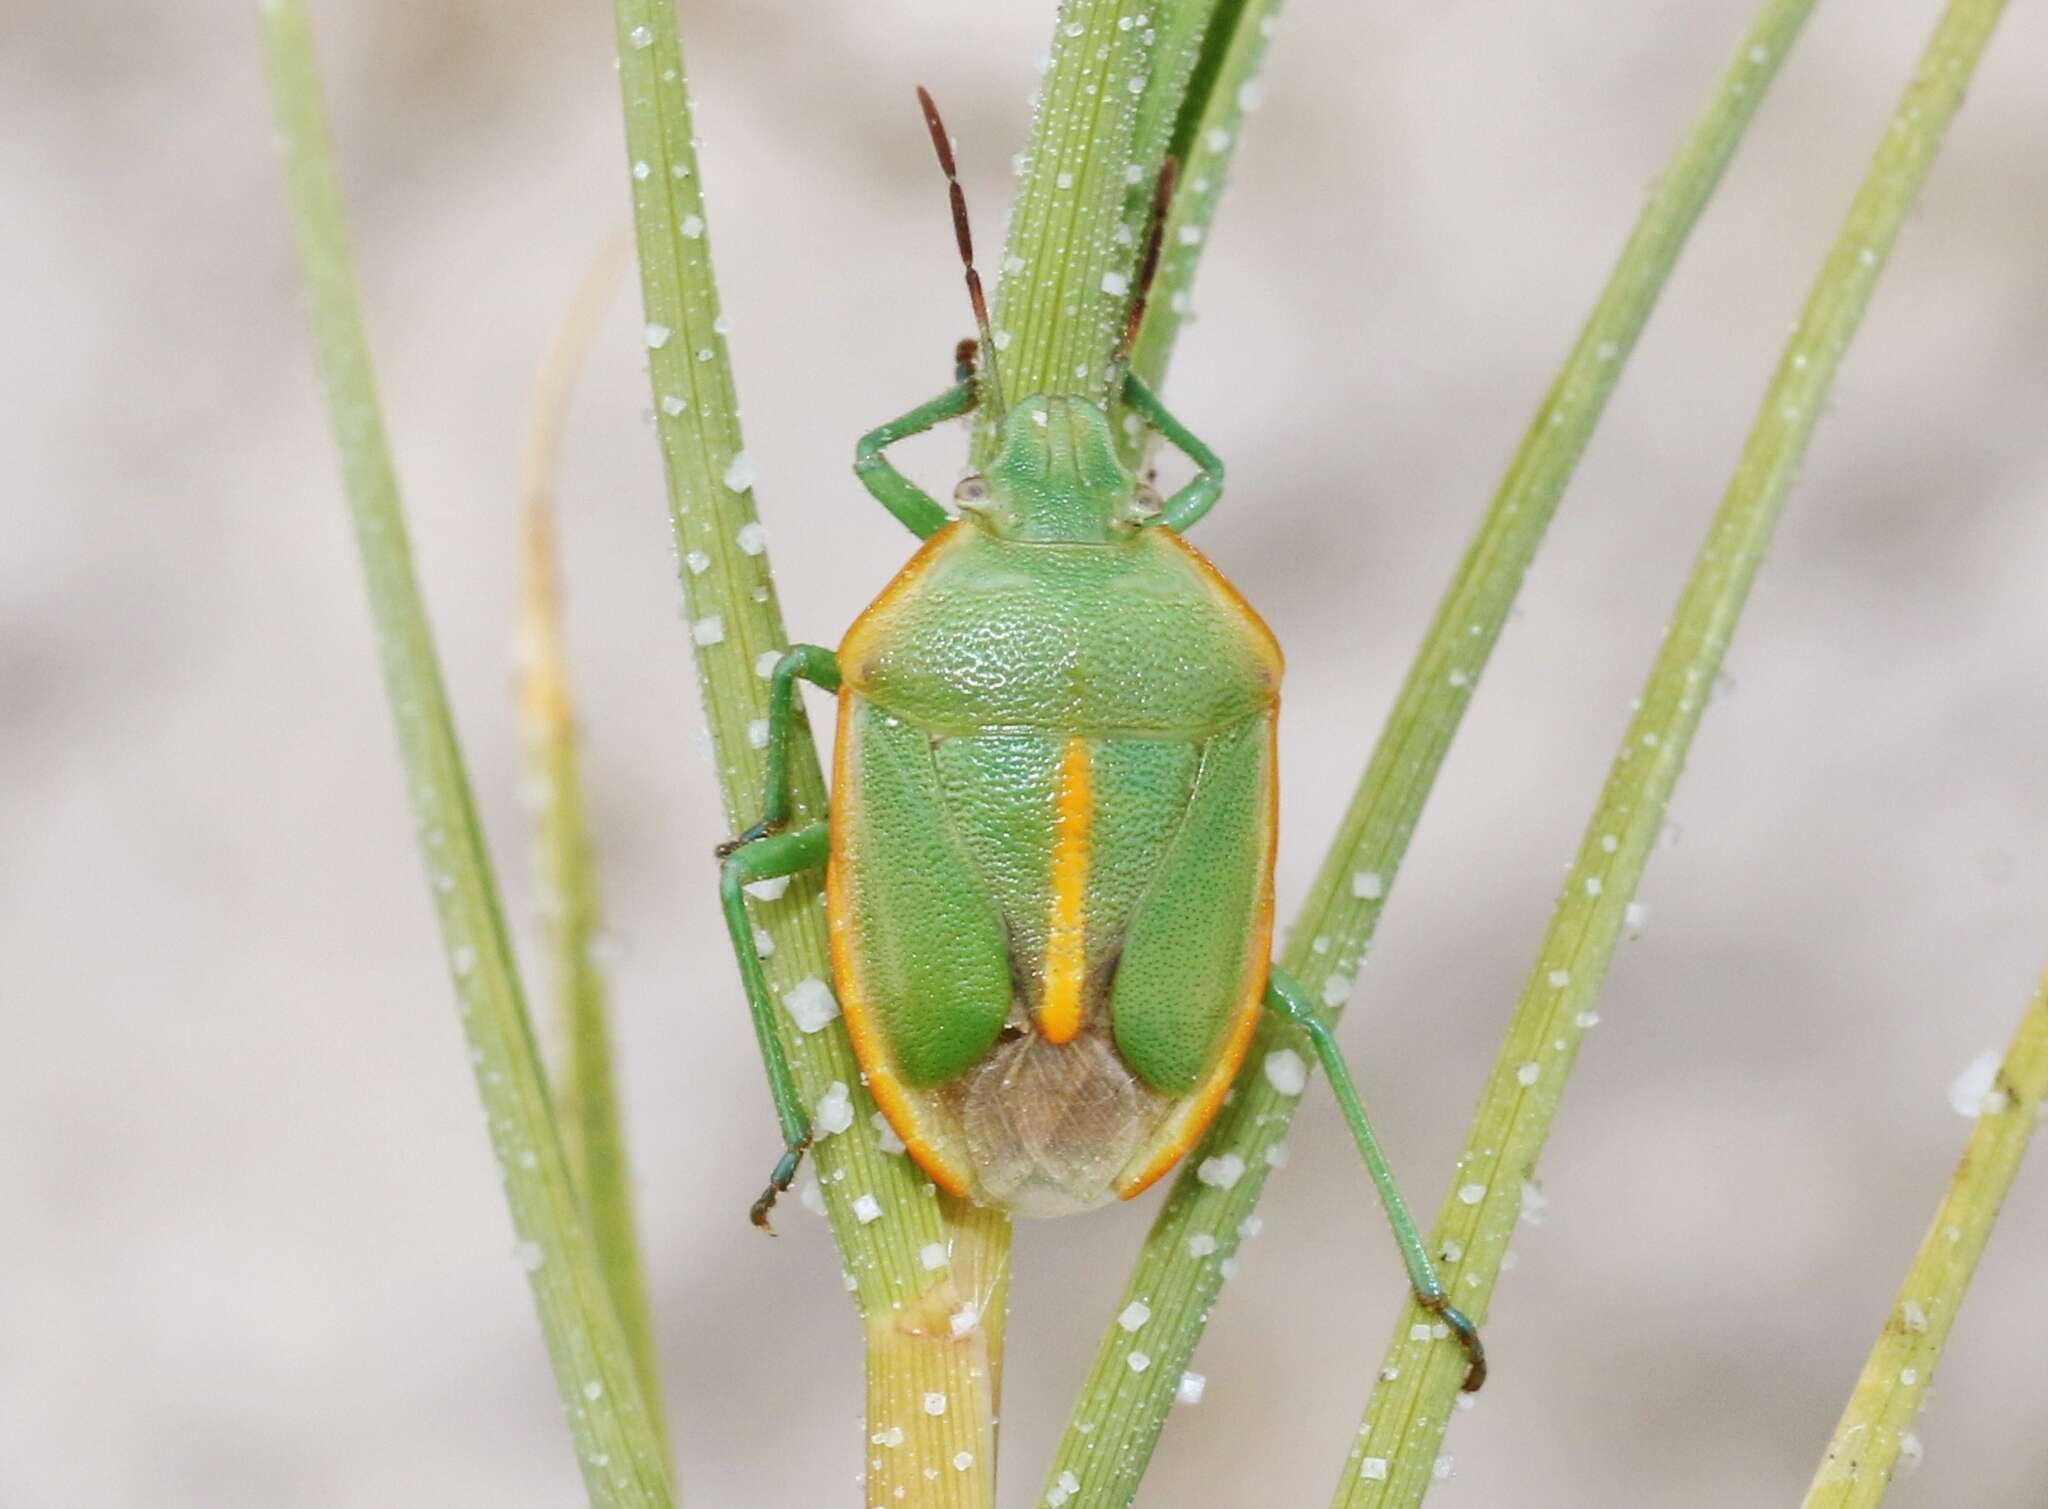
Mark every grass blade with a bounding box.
[606,4,1010,1502]
[517,230,671,1455]
[1334,0,2010,1501]
[1800,969,2048,1507]
[260,4,676,1502]
[1045,3,1820,1498]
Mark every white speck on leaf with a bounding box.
[691,614,725,646]
[852,1194,883,1224]
[1176,1370,1206,1405]
[722,450,757,492]
[743,875,790,902]
[1949,1050,2005,1117]
[1264,1049,1307,1096]
[1352,870,1384,900]
[1197,1154,1245,1189]
[1117,1300,1151,1332]
[782,976,839,1032]
[644,322,671,349]
[680,213,705,240]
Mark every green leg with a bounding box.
[1122,372,1225,533]
[719,822,831,1230]
[715,645,841,857]
[1265,965,1488,1392]
[853,380,978,540]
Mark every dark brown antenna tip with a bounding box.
[1120,156,1179,363]
[916,85,1003,410]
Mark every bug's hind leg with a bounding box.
[718,821,830,1230]
[1263,965,1488,1391]
[715,645,841,858]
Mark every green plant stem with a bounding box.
[260,4,676,1503]
[1801,969,2048,1508]
[607,5,1007,1503]
[1045,2,1819,1499]
[1335,1,2009,1502]
[518,229,670,1458]
[1125,0,1279,409]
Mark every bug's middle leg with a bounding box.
[1263,965,1488,1391]
[719,821,831,1230]
[715,645,841,858]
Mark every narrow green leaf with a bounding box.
[260,4,676,1503]
[1046,1,1821,1499]
[517,229,670,1458]
[1337,0,2009,1502]
[1801,966,2048,1508]
[606,4,1007,1502]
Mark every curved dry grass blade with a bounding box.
[1335,0,2010,1502]
[517,228,671,1453]
[261,5,676,1502]
[1801,970,2048,1507]
[1044,3,1821,1499]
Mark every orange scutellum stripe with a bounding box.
[1038,735,1092,1046]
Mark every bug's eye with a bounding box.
[954,476,991,508]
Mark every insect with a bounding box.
[716,87,1484,1390]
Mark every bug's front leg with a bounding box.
[1264,965,1488,1391]
[715,645,841,858]
[718,821,831,1231]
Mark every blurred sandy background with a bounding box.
[5,1,2047,1505]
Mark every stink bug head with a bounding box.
[957,396,1160,542]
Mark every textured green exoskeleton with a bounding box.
[714,90,1484,1390]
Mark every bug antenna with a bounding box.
[1114,156,1178,379]
[917,86,1005,416]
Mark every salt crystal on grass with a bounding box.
[949,1304,979,1338]
[922,1392,947,1416]
[1625,900,1650,932]
[952,1451,974,1471]
[1949,1050,2004,1117]
[746,719,770,750]
[871,1112,906,1155]
[1127,1351,1151,1374]
[1322,974,1353,1009]
[1899,1433,1925,1474]
[814,1082,854,1136]
[1458,1183,1485,1205]
[1409,1322,1433,1342]
[779,978,839,1037]
[798,1179,827,1216]
[1187,1234,1218,1258]
[1433,1455,1454,1481]
[755,649,782,679]
[852,1194,882,1224]
[1176,1370,1206,1405]
[1901,1299,1928,1333]
[1360,1457,1388,1481]
[685,550,711,575]
[1101,271,1130,297]
[1521,1179,1549,1225]
[513,1239,544,1271]
[691,614,725,646]
[920,1242,949,1272]
[1264,1142,1289,1169]
[680,213,705,240]
[644,322,672,349]
[1517,1061,1540,1086]
[1117,1300,1151,1333]
[1547,968,1571,989]
[1197,1153,1245,1189]
[1352,870,1384,900]
[744,875,790,902]
[722,451,758,493]
[584,1380,604,1401]
[1264,1049,1307,1096]
[736,521,768,555]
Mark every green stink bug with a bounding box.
[716,88,1484,1390]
